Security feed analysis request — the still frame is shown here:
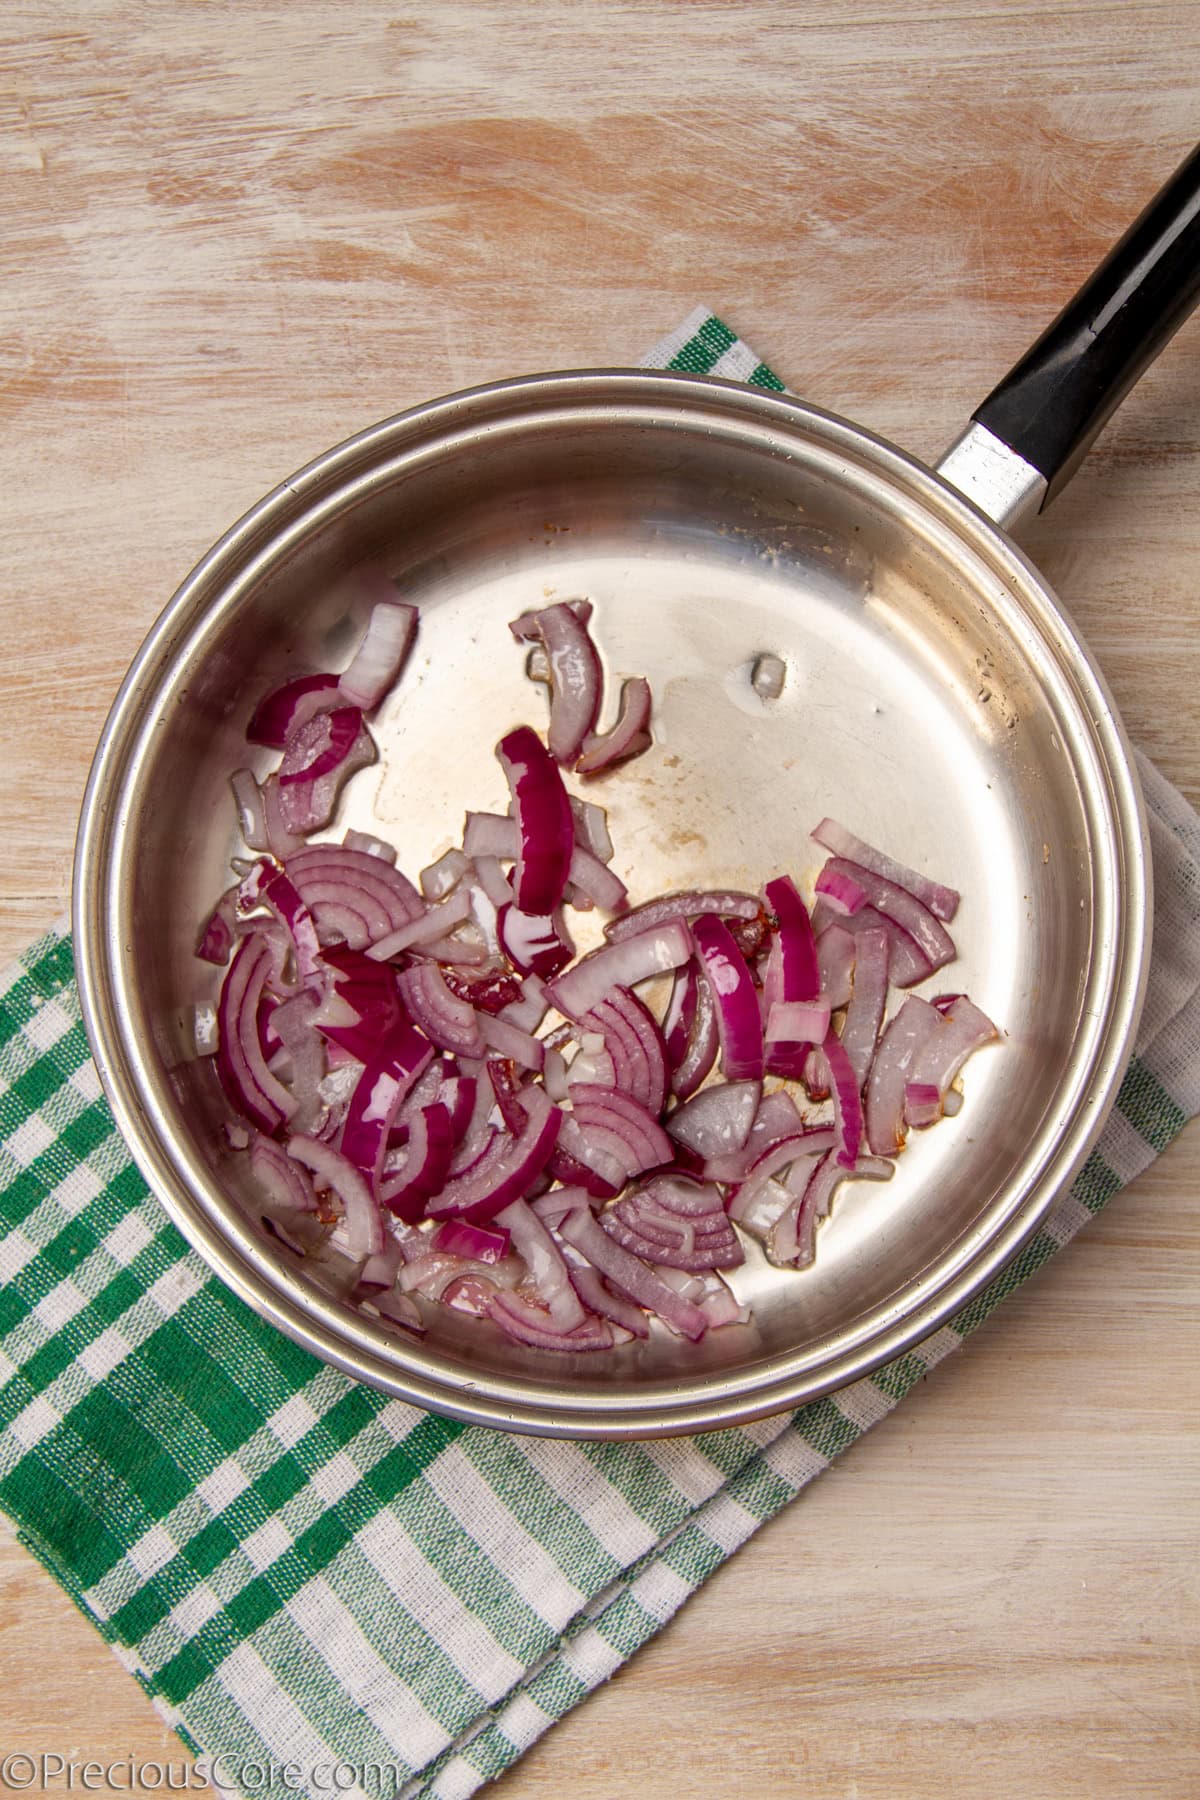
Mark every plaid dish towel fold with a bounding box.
[2,313,1199,1800]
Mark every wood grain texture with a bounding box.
[1,2,1198,1795]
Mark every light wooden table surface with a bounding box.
[2,4,1198,1795]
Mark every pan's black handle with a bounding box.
[972,142,1200,508]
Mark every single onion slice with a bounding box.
[813,864,868,916]
[488,1290,617,1352]
[666,1080,761,1160]
[811,816,960,922]
[479,1013,545,1071]
[510,600,603,763]
[703,1088,806,1184]
[557,1205,708,1339]
[278,715,377,836]
[606,1187,742,1270]
[267,991,327,1133]
[761,875,820,1078]
[425,1085,562,1222]
[822,857,956,974]
[547,1138,624,1200]
[496,725,575,915]
[692,915,764,1083]
[238,859,324,989]
[499,972,549,1033]
[230,769,270,852]
[216,934,296,1134]
[260,774,306,859]
[249,1133,318,1215]
[197,888,238,965]
[345,829,397,865]
[669,964,719,1101]
[908,995,998,1108]
[814,925,855,1010]
[570,796,614,863]
[340,1031,435,1192]
[473,854,514,909]
[462,814,627,914]
[565,1260,651,1338]
[547,919,693,1020]
[903,1081,942,1128]
[284,845,423,945]
[499,904,575,978]
[399,963,485,1057]
[247,672,341,749]
[770,1149,893,1267]
[662,961,698,1067]
[766,998,831,1044]
[430,1218,510,1264]
[569,1081,673,1173]
[354,1236,404,1295]
[288,1134,383,1258]
[604,889,760,945]
[339,599,418,711]
[313,946,408,1058]
[494,1195,587,1329]
[365,888,474,962]
[840,925,889,1089]
[640,1172,731,1218]
[420,847,470,899]
[575,676,653,775]
[823,1030,864,1168]
[865,995,943,1155]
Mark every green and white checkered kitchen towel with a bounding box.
[3,313,1200,1800]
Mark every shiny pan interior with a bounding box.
[73,372,1150,1437]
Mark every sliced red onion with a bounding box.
[840,925,889,1089]
[430,1218,511,1264]
[399,962,485,1057]
[814,900,932,990]
[556,1205,707,1339]
[510,600,603,763]
[473,854,514,908]
[354,1236,404,1296]
[761,875,820,1078]
[692,915,764,1083]
[216,934,296,1134]
[813,864,868,916]
[865,996,943,1155]
[496,725,575,915]
[380,1103,456,1220]
[823,1030,864,1169]
[703,1088,807,1184]
[288,1134,382,1258]
[197,888,238,965]
[366,888,474,961]
[366,1289,425,1334]
[909,995,998,1094]
[499,972,549,1033]
[823,857,955,975]
[564,844,628,913]
[279,705,364,787]
[339,599,418,711]
[581,987,667,1116]
[260,774,306,858]
[479,1013,545,1071]
[641,1172,729,1218]
[725,1128,837,1221]
[494,1196,587,1329]
[570,796,614,863]
[425,1085,562,1221]
[547,919,693,1020]
[278,715,376,836]
[669,964,719,1101]
[247,672,340,749]
[420,847,470,899]
[604,889,760,945]
[904,1081,942,1128]
[564,1261,651,1338]
[816,923,856,1009]
[766,998,831,1044]
[488,1290,617,1352]
[285,845,423,945]
[811,817,960,922]
[575,676,653,775]
[499,904,574,978]
[267,991,327,1132]
[340,1032,435,1191]
[250,1133,318,1214]
[546,1140,623,1200]
[569,1082,673,1169]
[542,1045,569,1103]
[238,860,324,990]
[230,769,270,852]
[343,829,397,864]
[666,1080,760,1160]
[606,1189,741,1271]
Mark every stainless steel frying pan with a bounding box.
[74,144,1200,1437]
